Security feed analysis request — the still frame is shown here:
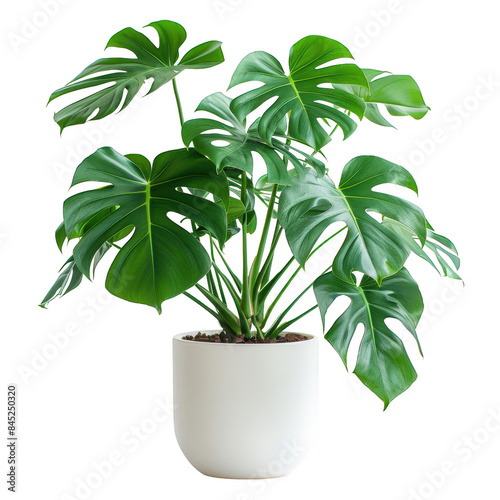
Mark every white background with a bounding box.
[1,0,499,499]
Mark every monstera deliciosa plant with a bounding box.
[42,20,460,408]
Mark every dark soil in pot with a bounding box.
[182,332,310,344]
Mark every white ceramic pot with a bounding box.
[172,331,318,479]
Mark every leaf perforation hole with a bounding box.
[87,108,100,122]
[243,94,280,127]
[314,58,355,70]
[142,25,160,48]
[371,183,418,200]
[365,210,383,223]
[211,139,231,147]
[346,323,365,372]
[314,99,337,109]
[68,181,114,196]
[384,318,421,360]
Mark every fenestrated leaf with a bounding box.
[49,20,224,131]
[278,156,427,284]
[383,218,461,279]
[314,267,423,409]
[182,92,325,184]
[63,147,229,312]
[228,35,368,151]
[336,69,429,128]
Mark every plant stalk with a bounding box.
[212,238,242,291]
[172,78,185,127]
[240,173,252,326]
[265,265,331,338]
[210,239,226,303]
[263,226,347,326]
[248,183,278,308]
[252,223,282,311]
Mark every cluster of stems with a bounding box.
[173,78,343,339]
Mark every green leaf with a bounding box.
[278,156,427,284]
[194,198,245,243]
[223,197,246,223]
[383,218,461,279]
[225,168,259,234]
[228,35,368,151]
[225,221,241,241]
[183,290,240,335]
[63,147,229,312]
[211,262,251,337]
[364,103,395,128]
[182,93,325,184]
[55,222,67,251]
[40,243,111,308]
[47,209,125,306]
[49,20,224,131]
[314,268,423,409]
[336,69,430,128]
[194,284,242,334]
[40,256,83,308]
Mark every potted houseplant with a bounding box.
[41,20,460,479]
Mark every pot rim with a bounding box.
[173,330,317,346]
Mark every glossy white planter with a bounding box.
[173,331,318,479]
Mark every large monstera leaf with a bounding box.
[314,268,423,408]
[182,92,325,184]
[63,147,229,312]
[278,156,427,284]
[49,20,224,131]
[228,35,369,151]
[336,69,429,128]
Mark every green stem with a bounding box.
[210,239,226,303]
[212,262,251,337]
[255,192,270,207]
[240,173,252,323]
[262,226,347,326]
[212,239,242,292]
[329,122,340,137]
[183,292,220,321]
[253,320,265,340]
[265,265,331,337]
[252,224,282,310]
[258,256,294,305]
[195,284,242,334]
[172,78,185,127]
[206,270,219,299]
[249,183,278,292]
[263,269,300,327]
[259,222,282,285]
[269,305,319,340]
